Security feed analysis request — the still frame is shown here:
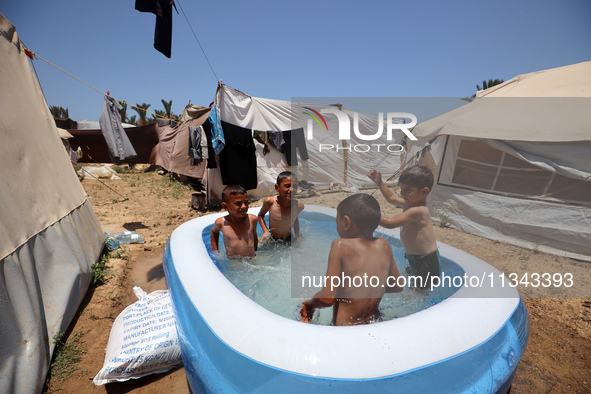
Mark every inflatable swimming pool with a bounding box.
[163,205,528,393]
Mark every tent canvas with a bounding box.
[408,61,591,261]
[0,13,104,393]
[151,105,212,180]
[210,84,406,199]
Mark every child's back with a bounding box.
[329,236,398,325]
[300,194,402,326]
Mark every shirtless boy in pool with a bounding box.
[368,165,440,291]
[210,185,258,258]
[300,194,403,326]
[258,171,305,243]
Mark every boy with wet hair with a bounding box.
[258,171,305,243]
[368,165,440,291]
[300,194,403,326]
[211,185,258,258]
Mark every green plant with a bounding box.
[518,248,531,261]
[432,202,451,228]
[112,165,134,174]
[532,242,547,254]
[90,246,111,285]
[46,331,87,390]
[111,248,128,260]
[159,173,190,199]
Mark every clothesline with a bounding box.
[175,0,219,82]
[22,45,194,128]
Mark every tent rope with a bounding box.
[76,164,129,203]
[176,0,219,82]
[21,43,195,128]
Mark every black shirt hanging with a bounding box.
[219,121,258,190]
[135,0,175,58]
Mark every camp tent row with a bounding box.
[145,83,407,200]
[68,84,407,202]
[3,6,590,390]
[0,13,105,393]
[408,61,591,261]
[210,83,406,199]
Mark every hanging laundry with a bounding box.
[253,130,272,154]
[99,96,137,164]
[188,126,201,161]
[268,130,285,152]
[219,121,257,190]
[188,125,208,165]
[135,0,175,58]
[207,104,225,154]
[202,119,217,169]
[200,127,208,160]
[282,128,309,166]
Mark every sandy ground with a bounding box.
[45,167,591,393]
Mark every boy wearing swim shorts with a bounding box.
[368,166,440,291]
[258,171,305,243]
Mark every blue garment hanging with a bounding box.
[207,104,225,154]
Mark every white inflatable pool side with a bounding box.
[164,205,528,393]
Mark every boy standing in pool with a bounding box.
[368,165,440,291]
[258,171,305,243]
[211,185,258,258]
[300,194,403,326]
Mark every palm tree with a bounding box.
[477,79,504,91]
[118,102,128,123]
[133,103,151,126]
[128,115,138,126]
[49,105,69,118]
[161,99,173,119]
[462,78,505,102]
[152,109,165,122]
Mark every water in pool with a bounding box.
[202,211,462,325]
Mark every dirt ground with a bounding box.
[46,166,591,393]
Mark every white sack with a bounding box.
[93,287,182,385]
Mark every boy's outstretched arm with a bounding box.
[258,197,272,235]
[368,169,404,206]
[300,296,335,323]
[300,239,343,323]
[380,206,424,229]
[210,219,222,253]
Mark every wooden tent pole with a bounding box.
[343,139,348,184]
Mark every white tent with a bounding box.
[210,84,406,199]
[408,61,591,261]
[0,13,104,393]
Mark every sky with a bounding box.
[2,0,590,123]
